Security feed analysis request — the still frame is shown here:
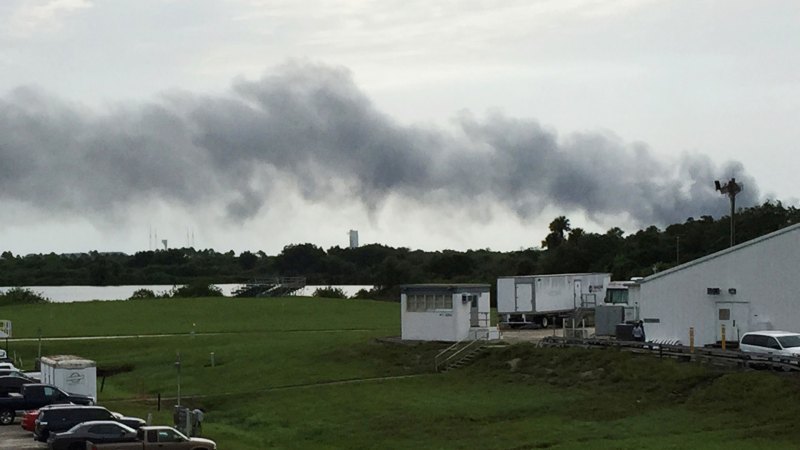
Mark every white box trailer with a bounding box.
[498,273,611,326]
[40,355,97,402]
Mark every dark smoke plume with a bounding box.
[0,61,759,227]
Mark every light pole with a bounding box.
[715,178,743,247]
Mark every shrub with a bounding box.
[351,286,398,301]
[313,287,347,299]
[352,288,373,299]
[0,287,50,306]
[128,288,157,300]
[170,282,224,298]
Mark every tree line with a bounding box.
[1,201,798,291]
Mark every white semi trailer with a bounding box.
[497,273,611,327]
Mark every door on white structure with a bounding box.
[573,280,582,308]
[469,295,480,327]
[716,302,750,343]
[515,282,532,312]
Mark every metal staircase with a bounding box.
[434,329,498,372]
[232,277,306,297]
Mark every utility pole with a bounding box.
[714,178,743,247]
[175,351,181,406]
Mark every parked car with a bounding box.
[0,375,37,396]
[0,384,94,425]
[21,408,39,431]
[22,404,78,432]
[87,426,217,449]
[0,368,34,379]
[740,331,800,357]
[35,405,145,442]
[48,420,138,450]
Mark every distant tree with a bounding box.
[128,289,156,300]
[276,244,326,275]
[238,251,258,270]
[312,287,347,299]
[0,287,49,306]
[170,282,224,298]
[427,252,475,280]
[542,216,571,249]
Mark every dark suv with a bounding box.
[34,406,144,442]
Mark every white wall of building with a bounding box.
[400,285,491,342]
[638,224,800,346]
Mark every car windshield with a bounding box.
[777,335,800,349]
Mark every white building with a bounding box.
[400,284,499,342]
[631,223,800,346]
[349,230,359,249]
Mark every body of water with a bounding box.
[0,285,375,303]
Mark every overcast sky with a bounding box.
[1,0,798,255]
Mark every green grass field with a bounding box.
[3,297,800,449]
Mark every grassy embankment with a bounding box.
[3,297,800,449]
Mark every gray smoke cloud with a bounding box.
[0,61,759,228]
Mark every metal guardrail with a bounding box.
[538,336,800,372]
[232,277,307,297]
[434,329,491,372]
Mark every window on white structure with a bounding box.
[405,293,454,311]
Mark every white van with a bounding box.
[740,331,800,357]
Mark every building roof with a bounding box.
[41,355,96,368]
[400,283,490,292]
[498,272,610,279]
[640,222,800,284]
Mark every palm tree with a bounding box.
[542,216,571,249]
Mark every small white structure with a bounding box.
[40,355,97,402]
[632,223,800,346]
[348,230,359,249]
[401,284,499,342]
[0,320,11,338]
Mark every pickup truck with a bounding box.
[0,383,93,425]
[88,426,217,450]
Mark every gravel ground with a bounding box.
[500,327,595,344]
[0,421,46,450]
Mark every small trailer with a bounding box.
[39,355,97,403]
[498,273,611,327]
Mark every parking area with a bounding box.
[0,421,46,450]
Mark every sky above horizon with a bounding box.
[1,0,798,255]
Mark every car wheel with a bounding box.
[0,409,13,425]
[68,442,85,450]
